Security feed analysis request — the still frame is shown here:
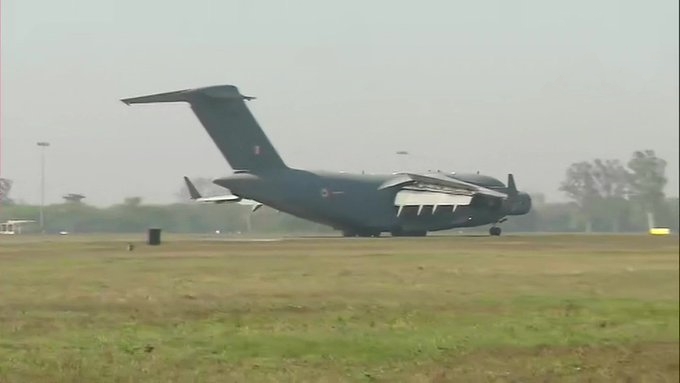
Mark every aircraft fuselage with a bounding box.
[213,169,530,236]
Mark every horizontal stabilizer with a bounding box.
[183,176,202,199]
[183,176,241,203]
[121,89,192,105]
[195,195,243,204]
[183,176,264,207]
[122,84,286,172]
[121,85,255,105]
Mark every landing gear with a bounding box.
[359,231,381,238]
[489,217,507,236]
[342,230,381,238]
[391,229,427,237]
[489,226,502,236]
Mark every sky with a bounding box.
[1,0,678,207]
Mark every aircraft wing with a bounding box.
[379,172,508,199]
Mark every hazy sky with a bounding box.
[2,0,678,206]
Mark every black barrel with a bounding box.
[147,228,162,245]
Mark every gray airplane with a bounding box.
[121,85,531,237]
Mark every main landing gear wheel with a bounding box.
[391,230,427,237]
[342,230,381,238]
[489,227,502,236]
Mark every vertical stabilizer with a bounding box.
[122,85,287,172]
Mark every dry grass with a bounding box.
[0,234,678,382]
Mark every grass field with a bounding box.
[0,234,678,382]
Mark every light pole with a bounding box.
[395,150,410,173]
[37,141,50,233]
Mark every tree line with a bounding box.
[0,150,676,234]
[558,149,673,232]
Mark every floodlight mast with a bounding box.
[37,141,50,233]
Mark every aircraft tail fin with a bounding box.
[122,85,287,172]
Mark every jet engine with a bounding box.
[506,192,532,216]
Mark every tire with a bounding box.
[391,230,427,237]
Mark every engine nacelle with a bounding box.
[507,192,532,216]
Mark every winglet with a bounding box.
[507,174,518,197]
[183,176,202,199]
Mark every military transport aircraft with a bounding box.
[121,85,531,237]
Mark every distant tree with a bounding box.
[627,150,667,228]
[559,161,600,232]
[589,159,631,232]
[123,197,143,207]
[559,158,632,232]
[590,159,630,198]
[0,178,13,205]
[560,150,671,232]
[62,193,86,204]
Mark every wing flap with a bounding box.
[394,190,473,206]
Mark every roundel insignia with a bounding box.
[320,188,330,198]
